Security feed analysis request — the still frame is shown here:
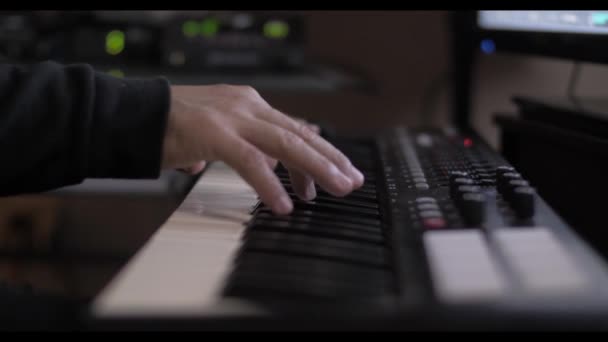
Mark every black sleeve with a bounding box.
[0,61,171,196]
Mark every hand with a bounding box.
[162,85,364,215]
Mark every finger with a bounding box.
[177,161,207,174]
[287,167,316,201]
[294,118,320,134]
[186,161,207,174]
[256,108,364,188]
[217,136,293,215]
[309,123,320,134]
[264,155,278,170]
[240,119,354,197]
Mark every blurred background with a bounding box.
[2,10,608,302]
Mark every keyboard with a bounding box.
[90,126,608,330]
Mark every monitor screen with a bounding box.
[473,11,608,64]
[478,11,608,36]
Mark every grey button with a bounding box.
[418,203,440,211]
[413,177,427,183]
[415,183,430,190]
[416,197,436,203]
[419,210,443,218]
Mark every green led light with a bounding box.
[105,30,125,56]
[200,18,219,37]
[108,69,125,78]
[263,20,289,39]
[182,20,199,38]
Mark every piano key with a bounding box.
[228,262,391,296]
[91,162,259,316]
[278,178,378,196]
[254,202,380,219]
[242,231,388,268]
[247,219,385,245]
[233,252,392,287]
[281,184,379,203]
[92,152,387,319]
[290,202,380,218]
[253,212,383,234]
[253,210,383,232]
[287,194,380,210]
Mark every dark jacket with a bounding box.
[0,60,170,195]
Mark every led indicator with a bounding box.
[106,30,125,56]
[182,20,199,38]
[464,138,473,148]
[480,39,495,54]
[264,20,289,39]
[200,18,219,37]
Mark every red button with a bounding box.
[423,218,447,229]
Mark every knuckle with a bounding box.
[279,129,303,150]
[295,121,315,140]
[239,85,259,98]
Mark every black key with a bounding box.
[356,183,377,192]
[248,219,385,244]
[256,207,382,230]
[255,200,381,218]
[252,213,384,236]
[234,252,392,289]
[288,194,380,210]
[291,201,380,218]
[242,231,388,268]
[281,184,378,202]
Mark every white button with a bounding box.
[494,228,589,295]
[424,230,507,303]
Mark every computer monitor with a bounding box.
[475,11,608,64]
[449,11,608,129]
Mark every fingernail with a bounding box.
[351,166,365,186]
[274,196,293,215]
[304,182,317,201]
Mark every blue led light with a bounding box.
[481,39,496,54]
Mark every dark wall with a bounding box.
[264,10,451,136]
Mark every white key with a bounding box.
[424,230,507,303]
[92,162,258,317]
[494,228,589,295]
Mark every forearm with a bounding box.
[0,61,170,195]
